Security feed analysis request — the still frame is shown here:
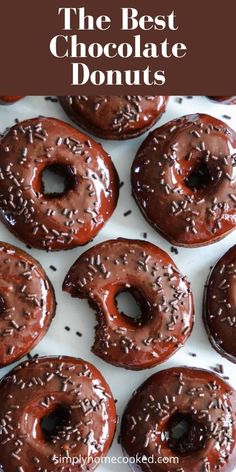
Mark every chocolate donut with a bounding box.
[121,366,236,472]
[0,242,56,367]
[204,245,236,363]
[63,238,194,370]
[0,96,22,104]
[0,355,116,471]
[208,96,236,105]
[0,117,119,251]
[59,96,168,140]
[131,113,236,247]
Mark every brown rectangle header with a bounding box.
[0,0,235,94]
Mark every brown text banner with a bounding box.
[0,0,235,94]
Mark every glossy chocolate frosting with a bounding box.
[0,117,119,250]
[63,238,194,370]
[0,356,116,471]
[0,242,55,367]
[121,366,236,472]
[59,96,168,140]
[131,113,236,247]
[0,96,23,104]
[208,96,236,105]
[204,245,236,363]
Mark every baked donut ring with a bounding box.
[208,96,236,105]
[63,238,194,370]
[0,356,116,471]
[121,366,236,472]
[0,242,55,367]
[0,117,119,251]
[59,96,168,140]
[131,114,236,247]
[0,96,23,104]
[204,245,236,363]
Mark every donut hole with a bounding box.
[0,295,6,315]
[115,287,148,326]
[40,405,71,441]
[167,412,207,455]
[41,164,76,198]
[185,162,212,190]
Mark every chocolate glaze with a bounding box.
[0,96,23,104]
[0,117,119,251]
[63,239,194,370]
[0,355,116,471]
[121,366,236,472]
[208,97,236,105]
[204,245,236,363]
[131,113,236,247]
[59,96,168,140]
[0,242,56,367]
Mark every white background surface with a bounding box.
[0,96,236,471]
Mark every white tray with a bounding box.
[1,96,236,471]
